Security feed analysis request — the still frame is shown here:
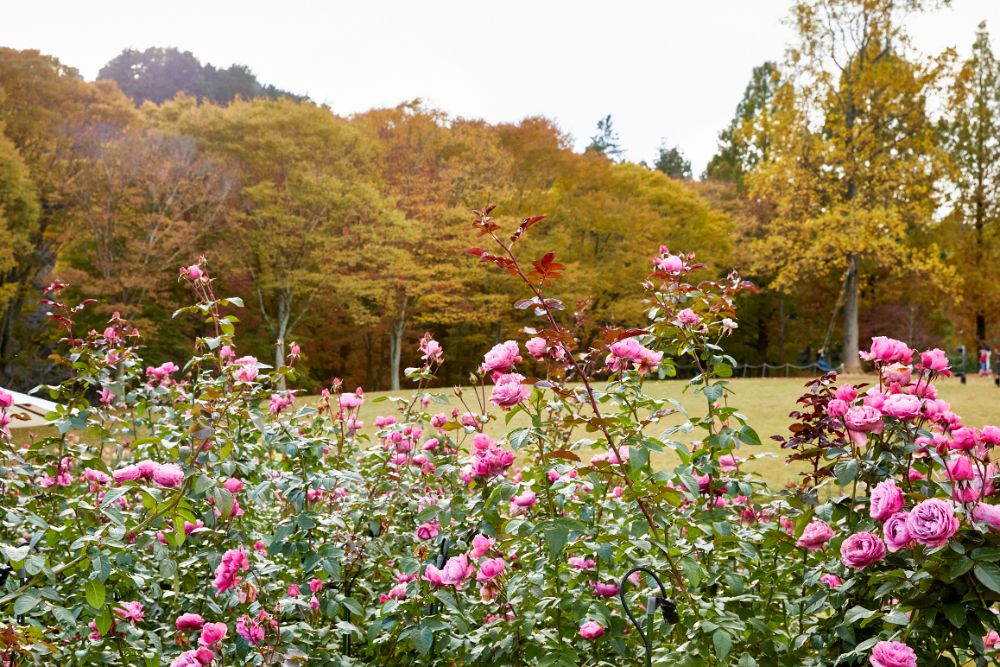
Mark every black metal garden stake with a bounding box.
[619,566,678,667]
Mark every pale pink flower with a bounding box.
[578,621,605,639]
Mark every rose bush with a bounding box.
[0,208,998,665]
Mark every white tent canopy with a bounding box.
[4,390,58,429]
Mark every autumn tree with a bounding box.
[747,0,953,373]
[151,96,393,387]
[941,21,1000,343]
[0,48,134,386]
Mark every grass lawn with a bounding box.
[14,375,1000,488]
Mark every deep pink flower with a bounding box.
[869,640,917,667]
[579,621,605,639]
[512,489,537,508]
[568,556,597,570]
[199,622,227,647]
[860,336,913,365]
[480,341,522,375]
[905,499,959,547]
[490,373,530,410]
[882,394,921,420]
[883,512,912,553]
[425,555,474,587]
[795,520,835,552]
[287,584,301,597]
[416,523,440,540]
[835,384,858,402]
[175,613,205,630]
[919,348,950,374]
[476,557,506,582]
[869,480,904,521]
[235,615,264,646]
[224,478,245,494]
[309,578,323,594]
[112,464,142,483]
[653,253,685,273]
[945,456,974,482]
[820,573,842,588]
[973,502,1000,529]
[840,531,886,569]
[844,405,884,445]
[590,581,620,596]
[153,463,184,488]
[827,399,849,418]
[169,651,203,667]
[213,548,249,595]
[471,534,495,558]
[114,601,143,624]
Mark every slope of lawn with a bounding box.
[12,375,999,488]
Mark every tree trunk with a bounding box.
[777,293,786,365]
[977,313,986,343]
[388,295,408,392]
[843,254,861,374]
[274,289,291,392]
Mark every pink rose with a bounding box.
[199,622,227,647]
[525,337,549,359]
[112,464,142,483]
[795,520,836,552]
[905,499,959,547]
[480,341,522,375]
[844,406,884,446]
[153,463,184,488]
[919,348,950,374]
[950,427,978,451]
[860,336,913,364]
[840,531,886,569]
[869,640,917,667]
[578,621,605,639]
[476,557,506,582]
[835,384,858,402]
[309,578,323,594]
[653,253,684,273]
[820,573,842,588]
[471,534,495,558]
[512,490,537,508]
[827,399,849,418]
[590,581,620,596]
[175,613,205,630]
[490,373,530,410]
[675,308,701,326]
[973,502,1000,529]
[882,512,912,553]
[882,394,921,420]
[416,523,440,540]
[568,556,596,570]
[869,480,904,521]
[287,584,300,597]
[945,456,974,482]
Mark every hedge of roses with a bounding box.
[1,208,1000,666]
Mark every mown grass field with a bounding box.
[14,375,1000,488]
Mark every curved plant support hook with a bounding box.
[619,566,679,667]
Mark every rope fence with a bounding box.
[733,362,845,377]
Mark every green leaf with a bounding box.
[712,629,732,661]
[948,556,974,580]
[843,605,876,625]
[943,603,966,629]
[544,522,569,559]
[737,425,761,446]
[412,624,433,655]
[704,384,724,403]
[974,563,1000,593]
[96,606,113,635]
[85,579,106,610]
[835,459,858,487]
[13,590,40,616]
[214,487,235,519]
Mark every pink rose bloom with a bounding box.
[471,534,495,558]
[869,640,917,667]
[185,264,203,280]
[309,578,323,594]
[590,581,620,597]
[213,547,249,594]
[416,523,439,540]
[840,531,886,569]
[0,389,13,409]
[153,463,184,488]
[882,394,921,420]
[981,425,1000,446]
[950,427,978,452]
[512,489,537,507]
[114,601,143,624]
[820,573,842,588]
[883,512,912,553]
[863,389,886,411]
[480,341,522,375]
[439,554,474,586]
[419,333,443,364]
[675,308,701,326]
[340,392,363,409]
[84,468,111,485]
[973,502,1000,529]
[985,630,1000,651]
[175,613,205,630]
[945,456,974,482]
[490,373,531,410]
[719,454,739,472]
[525,337,549,359]
[287,584,301,597]
[795,520,836,552]
[905,499,959,547]
[224,478,245,494]
[835,384,858,402]
[112,464,142,483]
[653,253,685,273]
[881,363,912,387]
[235,615,264,645]
[919,348,950,374]
[568,556,597,570]
[578,621,605,639]
[476,557,506,582]
[870,480,904,521]
[908,467,927,481]
[860,336,913,365]
[844,405,884,446]
[233,356,259,383]
[199,622,227,647]
[827,399,849,418]
[169,651,203,667]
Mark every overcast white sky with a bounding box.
[4,1,1000,174]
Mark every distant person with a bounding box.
[816,348,831,372]
[979,343,992,376]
